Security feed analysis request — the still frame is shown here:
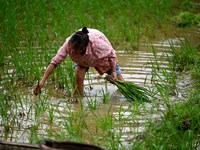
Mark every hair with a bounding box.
[69,27,89,55]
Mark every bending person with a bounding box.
[33,27,124,97]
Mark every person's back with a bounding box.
[33,27,123,97]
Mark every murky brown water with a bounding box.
[0,28,199,147]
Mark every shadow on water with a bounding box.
[0,28,199,148]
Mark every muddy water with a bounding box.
[0,28,199,146]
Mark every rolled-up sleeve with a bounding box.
[50,39,69,67]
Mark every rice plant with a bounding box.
[105,75,152,102]
[48,105,55,124]
[86,97,98,111]
[142,36,200,150]
[101,85,110,104]
[170,36,200,72]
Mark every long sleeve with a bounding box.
[50,38,69,66]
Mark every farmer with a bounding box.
[33,27,124,97]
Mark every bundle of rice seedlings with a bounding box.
[105,75,152,102]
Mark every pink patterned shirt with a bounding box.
[50,28,117,75]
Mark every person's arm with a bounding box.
[108,51,117,80]
[110,65,117,80]
[33,39,69,95]
[109,59,117,80]
[33,64,55,95]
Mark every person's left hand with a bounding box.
[111,72,117,80]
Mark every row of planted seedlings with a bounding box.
[134,36,200,149]
[0,37,76,141]
[0,78,131,149]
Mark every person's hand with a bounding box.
[33,82,44,95]
[111,72,117,80]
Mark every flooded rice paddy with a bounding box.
[0,29,199,148]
